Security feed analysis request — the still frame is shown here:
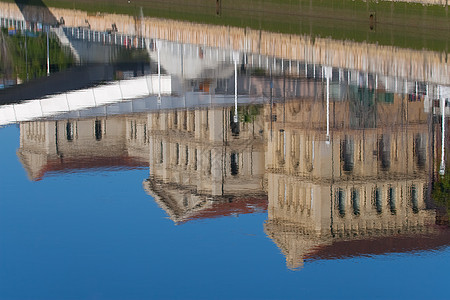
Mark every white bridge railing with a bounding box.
[0,75,172,126]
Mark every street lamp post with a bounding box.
[440,95,446,176]
[46,30,50,76]
[157,40,161,105]
[233,52,239,123]
[325,66,331,145]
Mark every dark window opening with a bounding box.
[66,122,74,141]
[389,187,396,215]
[95,120,102,141]
[352,189,360,216]
[379,135,391,170]
[338,189,345,217]
[411,185,419,214]
[414,134,426,169]
[341,138,354,172]
[194,149,198,171]
[375,188,382,214]
[231,152,239,176]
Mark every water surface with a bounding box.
[0,1,449,299]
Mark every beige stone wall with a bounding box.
[17,115,150,180]
[264,95,434,269]
[147,106,266,197]
[265,95,430,179]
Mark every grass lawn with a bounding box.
[6,0,450,52]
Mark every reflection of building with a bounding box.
[143,106,267,223]
[16,80,447,268]
[17,104,269,223]
[17,115,149,181]
[264,93,438,270]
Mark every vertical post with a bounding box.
[46,30,50,76]
[234,52,238,123]
[157,41,161,104]
[326,67,331,145]
[25,30,28,81]
[440,93,446,176]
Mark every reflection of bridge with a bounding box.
[0,75,171,126]
[1,2,449,125]
[1,3,449,127]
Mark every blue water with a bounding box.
[0,124,449,300]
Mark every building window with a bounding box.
[208,150,212,174]
[337,188,345,217]
[411,185,419,214]
[374,188,382,214]
[95,120,102,141]
[66,122,74,141]
[194,148,198,171]
[414,134,426,169]
[352,188,360,216]
[231,152,239,176]
[389,187,396,215]
[144,124,147,143]
[379,135,391,170]
[341,137,354,172]
[191,111,195,132]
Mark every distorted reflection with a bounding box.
[143,105,267,224]
[15,78,450,268]
[2,0,449,271]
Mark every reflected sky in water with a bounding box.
[0,1,450,299]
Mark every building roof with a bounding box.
[265,220,450,269]
[18,151,147,181]
[144,178,267,224]
[304,227,450,261]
